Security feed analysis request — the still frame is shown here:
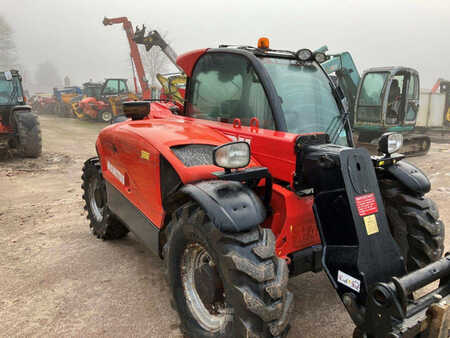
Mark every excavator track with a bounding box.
[400,134,431,157]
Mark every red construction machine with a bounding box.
[103,16,150,99]
[82,38,449,337]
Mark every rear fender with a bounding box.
[12,105,32,112]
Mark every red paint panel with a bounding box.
[176,49,208,77]
[355,193,378,216]
[263,184,321,258]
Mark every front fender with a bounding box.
[385,160,430,195]
[181,180,266,233]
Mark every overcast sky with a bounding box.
[3,0,450,89]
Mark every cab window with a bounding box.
[405,75,419,121]
[103,80,118,95]
[118,80,128,94]
[186,53,274,129]
[407,75,419,99]
[357,72,388,122]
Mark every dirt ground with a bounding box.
[0,115,449,337]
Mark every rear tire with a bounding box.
[81,157,128,239]
[15,111,42,158]
[164,202,292,338]
[380,179,445,271]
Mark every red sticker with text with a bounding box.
[355,193,378,217]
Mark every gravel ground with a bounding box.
[0,115,449,337]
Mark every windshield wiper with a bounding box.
[326,82,350,143]
[326,111,349,144]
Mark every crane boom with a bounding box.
[103,17,151,99]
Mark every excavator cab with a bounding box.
[354,67,420,136]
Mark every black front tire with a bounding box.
[15,111,42,158]
[81,157,129,239]
[164,202,292,338]
[380,179,445,271]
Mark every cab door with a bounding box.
[354,71,389,128]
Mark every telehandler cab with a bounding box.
[82,39,448,337]
[0,70,41,158]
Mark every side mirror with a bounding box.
[123,101,150,120]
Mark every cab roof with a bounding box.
[363,66,419,75]
[176,46,299,77]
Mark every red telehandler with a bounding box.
[82,39,448,337]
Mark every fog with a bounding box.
[3,0,450,89]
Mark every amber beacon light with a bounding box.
[257,37,270,49]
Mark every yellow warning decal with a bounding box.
[363,214,379,235]
[141,150,150,160]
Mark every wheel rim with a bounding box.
[89,176,105,222]
[181,243,232,332]
[101,111,112,122]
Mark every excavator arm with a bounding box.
[133,27,183,72]
[103,17,151,99]
[133,26,186,103]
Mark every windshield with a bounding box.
[85,86,102,98]
[260,58,348,145]
[0,76,23,105]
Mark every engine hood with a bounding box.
[98,118,260,184]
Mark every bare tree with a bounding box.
[139,28,170,88]
[35,61,62,92]
[0,15,19,69]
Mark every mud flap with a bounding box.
[312,147,450,337]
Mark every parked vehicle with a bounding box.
[82,39,448,337]
[0,70,41,158]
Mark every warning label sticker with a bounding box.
[141,150,150,160]
[363,214,379,235]
[107,161,124,185]
[355,193,378,216]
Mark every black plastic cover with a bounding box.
[181,180,266,233]
[386,160,431,195]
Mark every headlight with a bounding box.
[314,52,327,63]
[378,132,403,155]
[213,142,250,170]
[296,48,312,61]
